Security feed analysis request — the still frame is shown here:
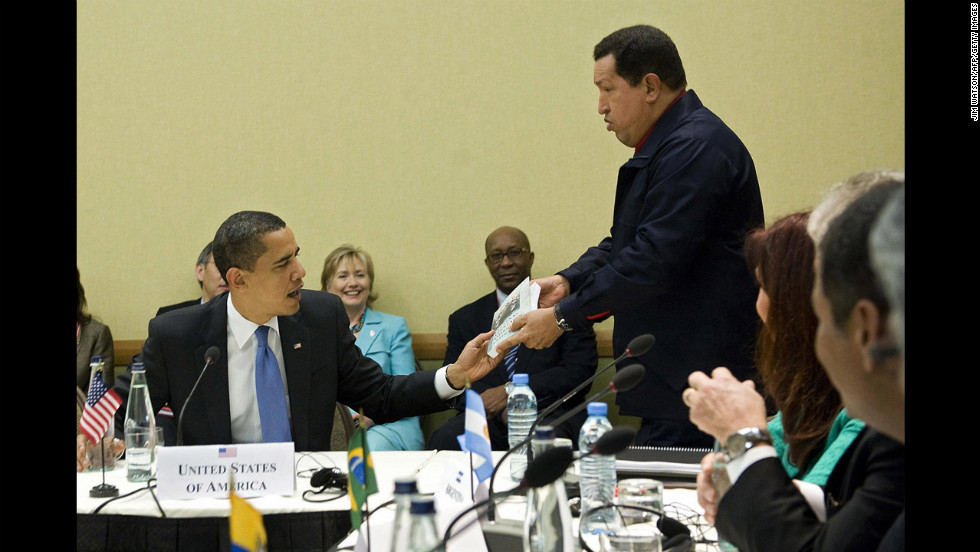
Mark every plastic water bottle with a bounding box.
[578,402,618,536]
[390,477,418,552]
[407,495,442,552]
[523,426,574,552]
[123,361,157,482]
[507,373,537,482]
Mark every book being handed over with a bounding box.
[486,277,540,358]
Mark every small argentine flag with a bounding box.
[456,388,494,482]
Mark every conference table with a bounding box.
[77,450,717,551]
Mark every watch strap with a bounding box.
[554,304,572,332]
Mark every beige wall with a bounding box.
[77,1,905,341]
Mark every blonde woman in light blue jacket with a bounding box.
[321,245,424,451]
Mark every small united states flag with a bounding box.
[79,371,122,446]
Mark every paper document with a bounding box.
[486,277,540,358]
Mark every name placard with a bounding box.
[156,442,295,500]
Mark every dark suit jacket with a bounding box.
[716,427,905,552]
[428,291,598,449]
[113,290,456,451]
[556,90,763,434]
[156,298,201,316]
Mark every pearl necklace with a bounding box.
[350,311,366,334]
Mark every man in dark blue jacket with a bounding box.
[499,25,763,447]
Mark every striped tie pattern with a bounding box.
[504,345,519,379]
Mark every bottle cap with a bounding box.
[587,402,608,416]
[535,426,555,440]
[512,373,529,385]
[90,356,102,363]
[132,362,146,372]
[410,496,436,514]
[393,477,418,494]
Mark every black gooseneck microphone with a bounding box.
[439,427,636,551]
[524,334,653,467]
[176,346,221,446]
[533,334,654,426]
[485,364,645,522]
[575,425,636,458]
[439,445,575,548]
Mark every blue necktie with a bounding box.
[254,325,291,442]
[504,345,519,379]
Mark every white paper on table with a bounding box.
[434,456,490,552]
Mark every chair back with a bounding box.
[331,403,356,451]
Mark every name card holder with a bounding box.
[156,442,295,500]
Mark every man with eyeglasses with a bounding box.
[497,25,763,448]
[427,226,598,450]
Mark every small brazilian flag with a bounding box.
[347,424,378,531]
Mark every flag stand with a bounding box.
[363,498,372,552]
[469,453,475,502]
[89,435,119,498]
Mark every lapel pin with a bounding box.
[294,343,302,349]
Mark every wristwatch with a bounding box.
[722,427,773,461]
[554,304,572,332]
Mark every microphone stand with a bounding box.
[439,446,575,551]
[176,348,220,446]
[524,334,654,467]
[487,364,645,521]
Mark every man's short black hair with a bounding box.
[594,25,687,90]
[212,211,286,281]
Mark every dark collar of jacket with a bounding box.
[623,89,704,170]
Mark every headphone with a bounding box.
[310,467,348,491]
[301,467,349,503]
[577,504,693,552]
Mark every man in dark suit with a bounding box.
[111,242,229,446]
[77,211,500,465]
[682,173,905,551]
[427,226,598,450]
[498,25,762,448]
[156,241,229,315]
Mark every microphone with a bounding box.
[578,425,636,457]
[534,334,654,424]
[486,365,645,521]
[439,445,574,549]
[176,346,221,446]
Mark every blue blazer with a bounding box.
[353,308,424,451]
